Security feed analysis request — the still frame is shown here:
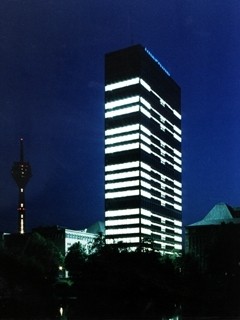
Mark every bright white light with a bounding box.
[173,133,182,142]
[105,96,139,110]
[140,97,151,109]
[106,237,140,244]
[174,220,182,227]
[140,79,151,91]
[174,244,182,250]
[105,189,140,199]
[173,110,181,119]
[174,188,182,196]
[174,180,182,188]
[105,124,139,136]
[105,208,139,217]
[105,133,139,145]
[141,190,151,198]
[105,78,140,91]
[106,228,140,235]
[105,142,139,154]
[141,162,151,171]
[105,161,139,172]
[174,149,182,157]
[140,134,151,145]
[105,105,140,118]
[141,209,152,217]
[141,218,151,226]
[105,180,139,190]
[140,125,151,136]
[141,144,151,154]
[105,218,140,226]
[141,228,151,235]
[141,180,151,189]
[174,228,182,235]
[105,170,139,181]
[174,125,181,135]
[174,157,182,165]
[174,164,182,172]
[174,204,182,211]
[140,106,151,118]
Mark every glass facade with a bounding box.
[105,45,182,254]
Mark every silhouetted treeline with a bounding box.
[63,234,240,318]
[0,232,240,319]
[0,232,63,318]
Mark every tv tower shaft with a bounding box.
[11,139,32,234]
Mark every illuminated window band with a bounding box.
[105,133,139,145]
[105,161,140,172]
[105,218,140,226]
[105,209,182,236]
[105,189,140,199]
[105,208,140,217]
[105,142,139,154]
[105,105,140,118]
[106,124,139,136]
[105,128,181,167]
[106,228,140,235]
[105,77,181,120]
[106,237,140,244]
[105,160,181,195]
[105,180,140,190]
[105,95,181,141]
[105,170,139,181]
[105,124,182,165]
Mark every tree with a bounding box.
[64,242,87,281]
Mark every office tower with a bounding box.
[104,45,182,254]
[12,138,32,234]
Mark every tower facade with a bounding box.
[104,45,182,254]
[12,139,32,234]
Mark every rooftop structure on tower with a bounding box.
[11,138,32,234]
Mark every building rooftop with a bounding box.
[188,203,240,227]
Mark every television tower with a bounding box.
[11,138,32,234]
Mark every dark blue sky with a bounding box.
[0,0,240,233]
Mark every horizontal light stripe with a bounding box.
[140,79,151,91]
[105,96,139,110]
[106,237,140,244]
[105,105,140,118]
[105,209,140,217]
[105,189,140,199]
[140,97,151,109]
[141,228,151,235]
[105,161,139,172]
[174,220,182,227]
[105,170,139,181]
[106,228,140,235]
[174,164,182,172]
[141,218,151,226]
[174,180,182,187]
[105,180,140,190]
[105,142,139,154]
[105,133,139,145]
[105,78,140,91]
[173,133,182,142]
[174,203,182,211]
[105,218,140,226]
[105,124,139,136]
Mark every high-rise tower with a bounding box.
[104,45,182,254]
[12,138,32,234]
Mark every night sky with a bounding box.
[0,1,240,233]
